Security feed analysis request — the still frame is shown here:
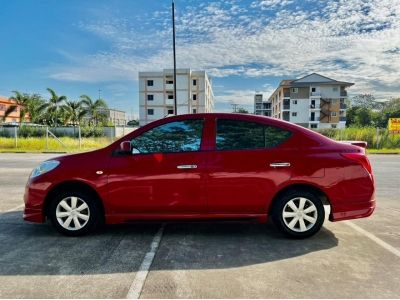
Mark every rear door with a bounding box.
[205,117,293,214]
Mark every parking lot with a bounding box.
[0,153,399,298]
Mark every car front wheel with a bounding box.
[272,190,325,238]
[49,191,100,236]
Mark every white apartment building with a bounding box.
[138,69,214,126]
[254,92,272,116]
[267,73,354,129]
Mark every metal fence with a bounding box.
[0,125,138,151]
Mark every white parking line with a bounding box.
[1,204,24,213]
[345,221,400,258]
[126,225,165,299]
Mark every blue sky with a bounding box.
[1,0,399,119]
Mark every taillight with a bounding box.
[341,153,373,174]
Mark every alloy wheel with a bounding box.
[56,196,90,231]
[282,197,318,233]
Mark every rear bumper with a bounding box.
[330,199,375,222]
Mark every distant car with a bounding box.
[23,113,375,238]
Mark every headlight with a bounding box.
[30,160,60,179]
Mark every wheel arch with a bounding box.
[44,180,105,220]
[268,183,331,215]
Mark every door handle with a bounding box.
[270,162,291,168]
[177,164,198,169]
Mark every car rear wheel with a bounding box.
[271,190,325,238]
[49,191,100,236]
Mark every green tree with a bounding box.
[9,91,30,123]
[355,107,373,126]
[25,93,45,124]
[1,105,17,122]
[352,94,383,110]
[80,95,108,126]
[62,100,86,126]
[237,107,249,114]
[40,88,67,126]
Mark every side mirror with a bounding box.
[120,141,132,153]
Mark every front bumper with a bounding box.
[23,183,47,223]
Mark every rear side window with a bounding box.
[216,119,291,150]
[131,119,204,154]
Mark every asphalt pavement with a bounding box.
[0,153,399,298]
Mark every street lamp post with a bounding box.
[172,0,177,115]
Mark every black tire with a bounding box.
[271,189,325,239]
[48,190,101,236]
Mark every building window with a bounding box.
[331,124,337,128]
[292,112,297,117]
[311,87,316,92]
[291,88,298,93]
[333,87,338,92]
[193,94,197,101]
[193,109,197,114]
[167,109,174,115]
[331,112,337,117]
[167,94,174,100]
[147,94,154,101]
[166,80,173,84]
[147,80,154,86]
[147,109,154,115]
[193,79,197,86]
[292,100,297,104]
[310,124,318,129]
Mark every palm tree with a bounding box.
[40,88,67,126]
[80,95,108,126]
[1,105,17,123]
[25,94,45,124]
[9,91,29,123]
[62,100,86,126]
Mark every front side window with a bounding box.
[216,119,292,151]
[131,119,204,154]
[147,80,154,86]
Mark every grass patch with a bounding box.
[0,137,112,153]
[367,148,400,154]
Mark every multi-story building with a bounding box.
[267,73,353,129]
[254,92,272,116]
[97,108,127,126]
[138,69,214,126]
[0,96,29,123]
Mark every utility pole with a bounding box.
[98,89,102,100]
[172,0,177,115]
[231,103,239,113]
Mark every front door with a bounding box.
[106,119,207,215]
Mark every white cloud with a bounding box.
[49,0,400,100]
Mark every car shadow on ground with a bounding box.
[0,211,338,276]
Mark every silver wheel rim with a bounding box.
[282,197,318,233]
[56,196,90,231]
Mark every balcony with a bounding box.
[309,117,320,122]
[311,92,321,97]
[340,117,347,122]
[340,91,347,97]
[310,104,320,109]
[340,103,347,109]
[283,91,290,97]
[283,105,290,110]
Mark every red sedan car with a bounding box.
[23,113,375,238]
